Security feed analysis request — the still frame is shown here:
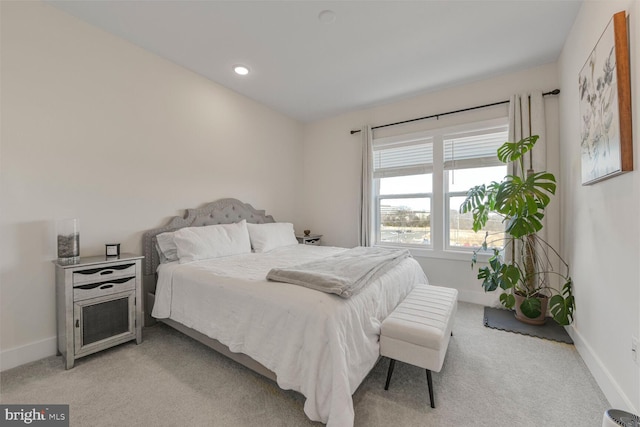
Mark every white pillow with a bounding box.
[246,222,298,253]
[155,231,178,263]
[174,220,251,263]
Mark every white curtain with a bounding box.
[359,125,373,247]
[507,91,547,258]
[508,91,546,179]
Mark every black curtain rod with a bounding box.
[349,89,560,135]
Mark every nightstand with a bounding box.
[54,253,143,369]
[296,234,322,245]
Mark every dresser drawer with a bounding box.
[72,263,136,285]
[73,276,136,301]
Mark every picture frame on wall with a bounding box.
[578,10,633,185]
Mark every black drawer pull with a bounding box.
[100,270,114,276]
[100,284,114,290]
[75,263,134,275]
[75,277,133,290]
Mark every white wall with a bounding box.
[558,0,640,412]
[0,2,303,370]
[301,63,560,306]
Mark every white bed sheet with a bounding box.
[152,244,427,426]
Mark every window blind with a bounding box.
[373,137,433,178]
[444,126,508,170]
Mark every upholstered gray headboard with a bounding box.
[141,198,275,278]
[141,198,276,326]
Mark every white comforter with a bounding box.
[152,244,427,426]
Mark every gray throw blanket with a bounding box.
[266,246,411,298]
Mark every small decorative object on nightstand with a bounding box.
[296,234,322,245]
[56,218,80,265]
[54,253,144,369]
[105,243,120,258]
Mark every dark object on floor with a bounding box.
[483,307,574,344]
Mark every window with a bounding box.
[444,128,508,250]
[372,118,508,254]
[374,135,433,247]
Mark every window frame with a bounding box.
[375,191,433,248]
[445,189,474,252]
[371,117,508,258]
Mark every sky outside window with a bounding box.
[448,166,507,192]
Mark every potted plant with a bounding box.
[460,135,575,326]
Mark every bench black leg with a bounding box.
[384,359,396,390]
[385,359,435,409]
[426,369,435,408]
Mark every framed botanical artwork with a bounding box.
[578,10,633,185]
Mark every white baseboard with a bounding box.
[1,336,57,372]
[566,324,638,414]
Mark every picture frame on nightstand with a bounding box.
[105,243,120,258]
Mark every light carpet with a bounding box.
[0,302,609,426]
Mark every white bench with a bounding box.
[380,284,458,408]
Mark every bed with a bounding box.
[141,198,428,426]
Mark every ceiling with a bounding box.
[48,1,582,122]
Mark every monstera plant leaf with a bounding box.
[494,172,556,238]
[476,253,519,293]
[549,279,575,326]
[499,292,516,309]
[497,135,538,163]
[460,181,500,231]
[504,208,545,238]
[519,296,543,319]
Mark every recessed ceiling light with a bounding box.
[318,10,336,25]
[233,65,250,76]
